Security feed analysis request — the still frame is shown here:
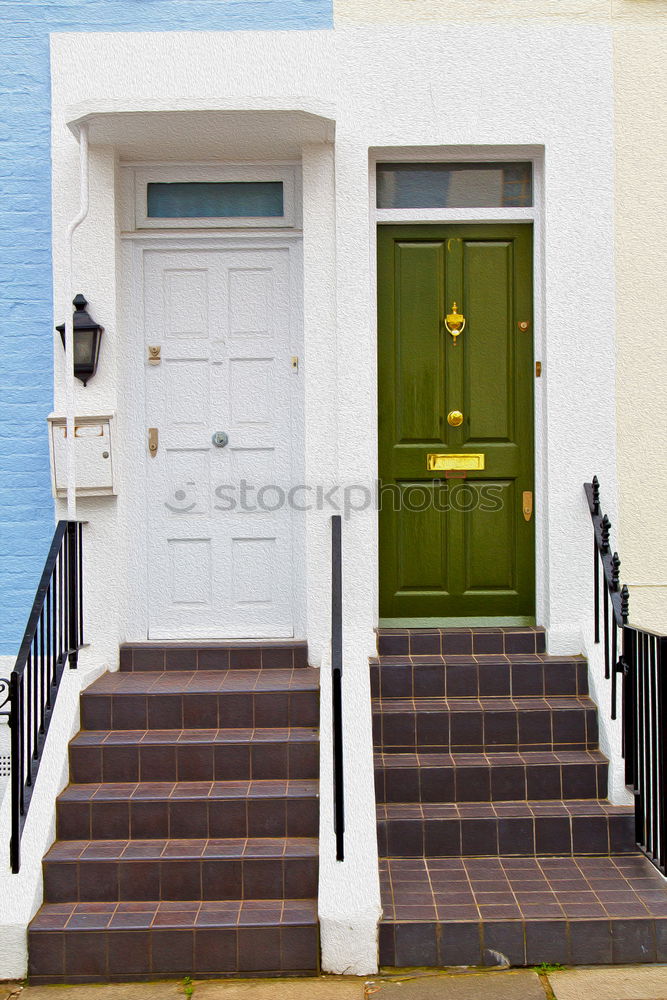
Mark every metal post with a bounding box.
[10,672,21,874]
[331,515,345,862]
[658,637,667,872]
[67,522,78,667]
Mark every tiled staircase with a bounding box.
[28,642,320,983]
[373,627,667,967]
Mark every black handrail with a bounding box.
[584,477,629,719]
[331,515,345,861]
[0,520,84,873]
[585,479,665,874]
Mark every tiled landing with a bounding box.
[379,856,667,966]
[119,641,309,672]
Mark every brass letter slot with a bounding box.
[427,453,485,471]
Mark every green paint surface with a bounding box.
[378,224,535,620]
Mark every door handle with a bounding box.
[148,427,158,457]
[447,410,464,427]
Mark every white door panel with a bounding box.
[144,246,297,639]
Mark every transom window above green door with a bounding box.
[376,162,533,209]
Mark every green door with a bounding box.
[378,224,535,624]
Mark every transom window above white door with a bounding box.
[134,164,298,229]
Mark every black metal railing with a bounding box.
[585,478,665,874]
[0,521,84,873]
[331,515,345,861]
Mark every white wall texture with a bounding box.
[9,23,620,977]
[0,655,106,980]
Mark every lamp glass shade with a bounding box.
[73,329,95,365]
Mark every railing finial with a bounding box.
[620,584,630,624]
[592,475,600,515]
[611,552,621,591]
[601,514,611,553]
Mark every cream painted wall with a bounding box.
[614,25,667,633]
[335,0,667,23]
[335,0,609,21]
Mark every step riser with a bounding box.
[374,708,599,753]
[377,814,636,857]
[375,762,608,802]
[81,691,319,731]
[371,660,588,699]
[29,924,319,981]
[377,630,546,657]
[57,797,319,841]
[43,857,318,904]
[379,917,667,968]
[69,741,319,784]
[120,644,309,672]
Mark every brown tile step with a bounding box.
[80,668,320,731]
[69,727,319,783]
[57,779,319,841]
[377,627,546,657]
[378,855,667,967]
[373,696,599,753]
[377,800,635,858]
[374,750,609,802]
[371,654,588,699]
[43,837,319,903]
[28,898,319,982]
[120,641,309,672]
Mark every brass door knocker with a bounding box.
[444,302,466,345]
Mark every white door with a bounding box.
[143,245,298,639]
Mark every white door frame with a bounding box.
[120,232,306,643]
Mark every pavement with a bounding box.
[1,966,667,1000]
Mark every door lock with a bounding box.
[211,431,229,448]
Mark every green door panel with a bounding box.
[378,224,535,622]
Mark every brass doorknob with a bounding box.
[447,410,464,427]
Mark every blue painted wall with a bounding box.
[0,0,332,657]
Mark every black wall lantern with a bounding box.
[56,294,104,386]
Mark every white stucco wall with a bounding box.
[44,24,617,974]
[0,655,106,980]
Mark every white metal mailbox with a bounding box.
[48,413,117,498]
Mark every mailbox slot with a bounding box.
[48,413,117,497]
